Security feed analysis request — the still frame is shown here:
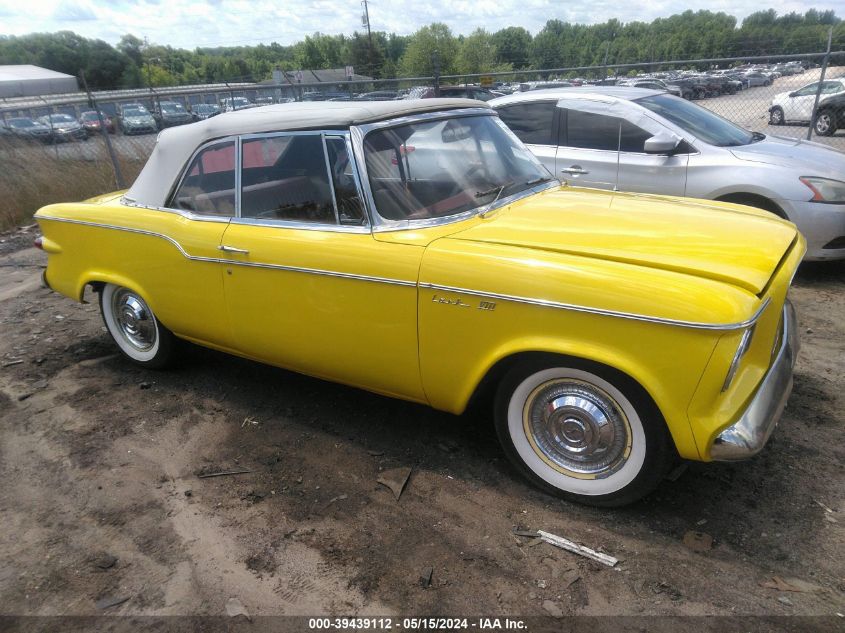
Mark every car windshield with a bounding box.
[635,93,756,147]
[81,112,100,120]
[124,108,146,116]
[162,103,185,113]
[363,114,553,223]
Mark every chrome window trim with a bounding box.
[34,216,412,287]
[234,135,243,217]
[418,281,771,331]
[229,216,370,233]
[369,180,559,233]
[321,134,342,225]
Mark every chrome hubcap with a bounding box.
[112,289,156,351]
[524,379,631,477]
[816,115,831,133]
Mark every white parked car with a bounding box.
[491,87,845,260]
[769,79,845,125]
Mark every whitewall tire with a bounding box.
[99,284,174,368]
[494,359,673,506]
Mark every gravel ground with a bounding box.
[0,238,842,631]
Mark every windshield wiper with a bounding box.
[475,181,513,199]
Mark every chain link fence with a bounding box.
[1,51,842,229]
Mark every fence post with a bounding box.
[80,70,125,190]
[807,26,833,141]
[432,50,441,97]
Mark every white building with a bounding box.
[0,65,79,99]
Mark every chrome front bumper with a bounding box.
[710,301,799,460]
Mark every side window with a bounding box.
[496,102,555,145]
[171,141,236,216]
[565,110,652,153]
[240,134,337,224]
[822,81,844,94]
[796,83,819,97]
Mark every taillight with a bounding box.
[34,236,44,250]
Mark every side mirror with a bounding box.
[644,132,682,154]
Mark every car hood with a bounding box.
[126,117,154,124]
[447,187,796,295]
[729,135,845,178]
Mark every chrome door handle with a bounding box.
[218,245,249,254]
[561,166,589,175]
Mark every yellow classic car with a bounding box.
[34,99,804,506]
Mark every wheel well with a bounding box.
[715,193,787,219]
[81,281,106,302]
[466,351,664,426]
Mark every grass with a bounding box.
[0,137,149,230]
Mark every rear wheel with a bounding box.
[99,284,174,368]
[769,107,784,125]
[814,111,836,136]
[494,359,673,507]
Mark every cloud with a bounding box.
[52,1,97,22]
[0,0,840,49]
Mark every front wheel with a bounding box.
[769,107,784,125]
[813,111,836,136]
[99,284,174,368]
[494,360,673,507]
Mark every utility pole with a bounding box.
[361,0,375,78]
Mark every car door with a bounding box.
[152,139,237,349]
[218,131,425,402]
[493,100,559,176]
[785,82,820,121]
[555,101,688,196]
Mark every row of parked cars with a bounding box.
[0,101,228,142]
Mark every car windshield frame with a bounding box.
[353,110,556,230]
[634,93,756,147]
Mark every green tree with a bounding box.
[400,23,458,76]
[492,27,532,68]
[456,29,508,74]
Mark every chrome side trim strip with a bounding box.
[419,282,770,330]
[35,216,416,288]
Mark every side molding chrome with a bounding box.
[419,282,769,331]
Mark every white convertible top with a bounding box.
[125,98,489,208]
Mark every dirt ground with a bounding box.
[0,225,842,630]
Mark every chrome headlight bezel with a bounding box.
[721,325,755,392]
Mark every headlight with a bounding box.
[721,326,755,392]
[799,177,845,203]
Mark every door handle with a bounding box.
[218,245,249,254]
[561,166,589,175]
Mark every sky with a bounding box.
[0,0,840,49]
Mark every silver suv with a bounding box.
[491,87,845,260]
